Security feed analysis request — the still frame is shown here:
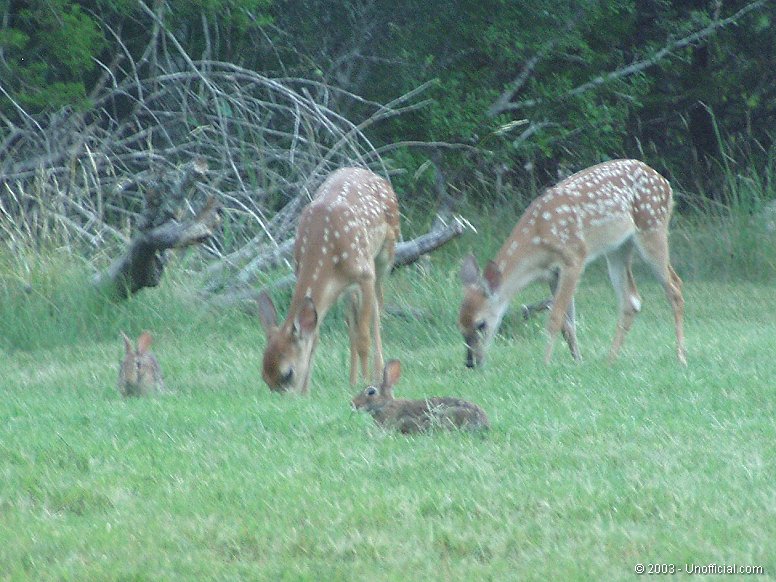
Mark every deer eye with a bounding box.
[366,387,377,396]
[281,368,294,384]
[475,321,487,333]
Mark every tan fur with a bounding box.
[459,159,686,367]
[259,168,400,394]
[352,360,490,433]
[118,331,165,397]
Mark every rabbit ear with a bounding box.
[381,359,401,397]
[137,331,153,353]
[121,331,133,353]
[257,291,278,331]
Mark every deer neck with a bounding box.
[285,262,338,334]
[490,226,553,309]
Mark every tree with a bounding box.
[261,0,774,200]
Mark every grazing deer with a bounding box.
[258,167,400,393]
[459,159,686,367]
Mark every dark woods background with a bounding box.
[1,0,774,211]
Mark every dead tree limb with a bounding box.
[94,159,221,299]
[208,215,472,309]
[521,299,553,320]
[393,215,469,268]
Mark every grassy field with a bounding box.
[1,225,776,580]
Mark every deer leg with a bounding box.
[357,274,380,384]
[371,296,384,382]
[549,268,581,361]
[300,333,319,395]
[345,288,362,386]
[636,230,686,365]
[370,249,393,379]
[545,261,583,364]
[374,242,393,313]
[606,240,641,362]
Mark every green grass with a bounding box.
[1,232,776,580]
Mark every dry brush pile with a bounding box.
[0,5,468,305]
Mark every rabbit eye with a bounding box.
[475,321,487,333]
[281,368,294,384]
[366,387,377,396]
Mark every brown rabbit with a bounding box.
[118,331,165,397]
[351,360,490,433]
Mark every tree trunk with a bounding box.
[94,159,221,300]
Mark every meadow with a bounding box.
[1,210,776,580]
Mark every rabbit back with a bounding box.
[425,397,490,431]
[378,397,489,433]
[118,350,164,397]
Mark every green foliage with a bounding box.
[0,0,274,119]
[0,0,105,112]
[264,0,775,201]
[1,0,774,206]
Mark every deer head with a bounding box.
[458,253,506,367]
[258,292,318,392]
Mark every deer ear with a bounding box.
[293,296,318,339]
[137,331,153,353]
[460,253,481,286]
[381,359,401,397]
[257,291,278,331]
[483,260,502,294]
[121,331,133,353]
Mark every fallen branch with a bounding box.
[94,159,221,299]
[208,214,473,309]
[393,215,470,268]
[521,299,553,320]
